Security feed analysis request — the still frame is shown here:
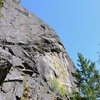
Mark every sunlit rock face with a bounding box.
[0,0,77,100]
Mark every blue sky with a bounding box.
[20,0,100,71]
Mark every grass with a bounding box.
[0,0,2,8]
[48,78,67,97]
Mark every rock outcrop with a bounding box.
[0,0,77,100]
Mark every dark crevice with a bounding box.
[2,41,16,45]
[17,42,27,46]
[57,97,63,100]
[22,70,33,76]
[22,62,39,76]
[42,77,47,82]
[16,96,21,100]
[4,80,23,83]
[51,49,60,53]
[1,88,8,93]
[53,70,58,78]
[0,61,12,85]
[15,65,24,69]
[22,62,33,70]
[43,39,50,44]
[8,48,14,55]
[40,25,46,30]
[23,46,32,52]
[58,41,64,47]
[2,46,5,49]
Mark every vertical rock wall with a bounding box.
[0,0,77,100]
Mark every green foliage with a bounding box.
[5,98,9,100]
[24,81,29,89]
[21,81,30,100]
[0,0,2,8]
[70,89,87,100]
[48,78,67,97]
[72,53,100,100]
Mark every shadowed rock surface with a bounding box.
[0,0,77,100]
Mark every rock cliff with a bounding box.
[0,0,77,100]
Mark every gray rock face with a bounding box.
[0,0,77,100]
[13,0,20,3]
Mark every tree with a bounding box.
[72,53,100,100]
